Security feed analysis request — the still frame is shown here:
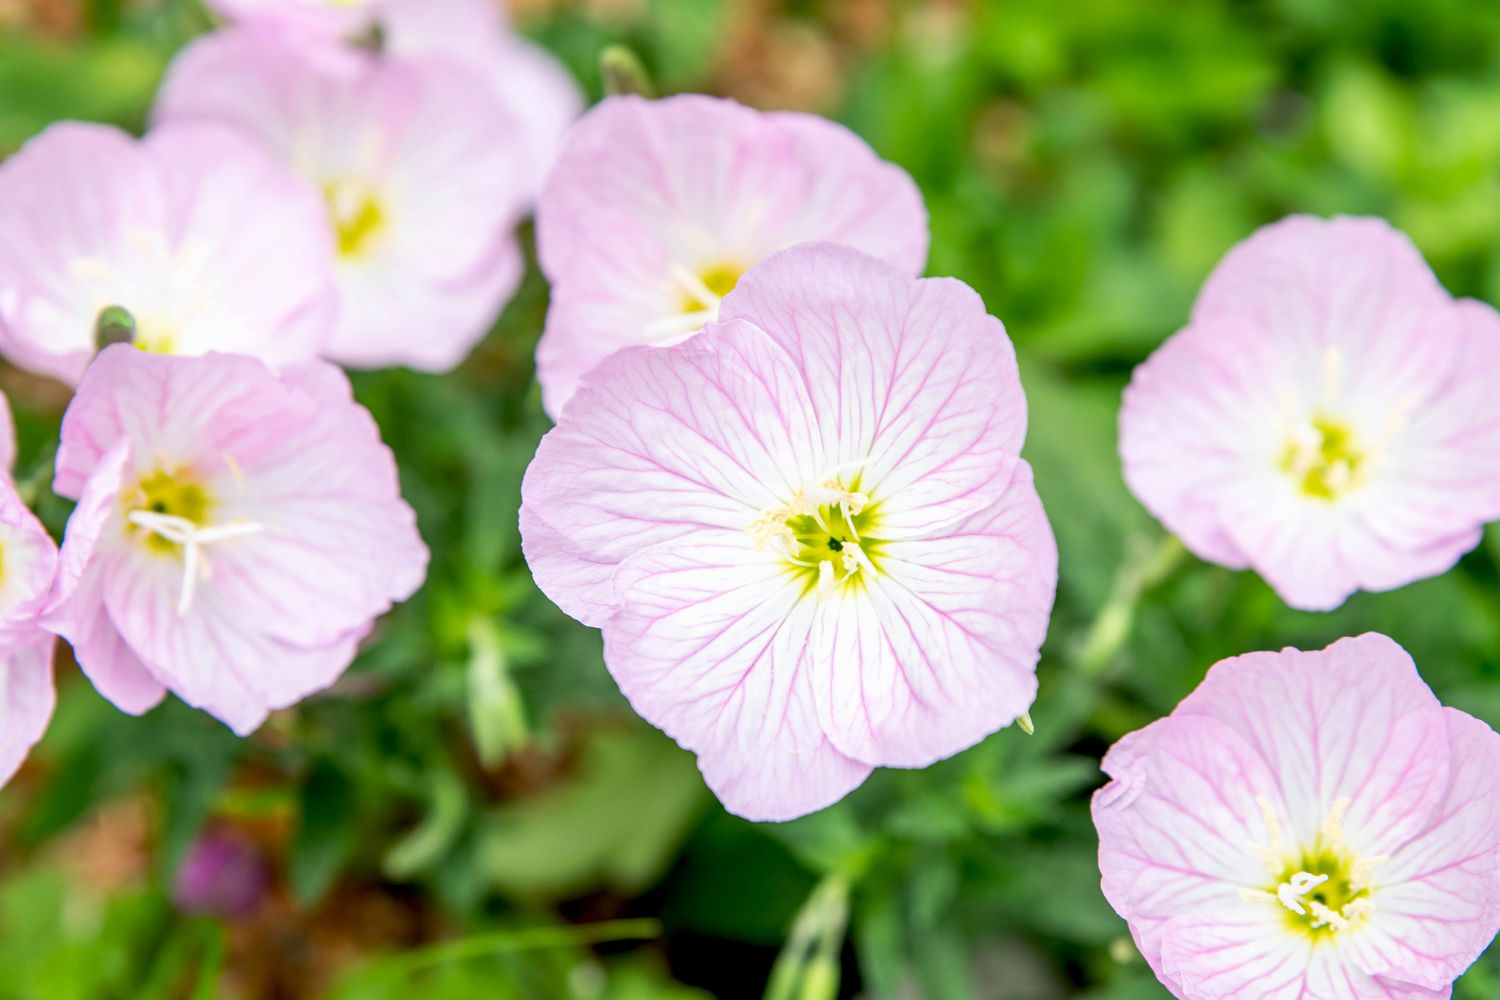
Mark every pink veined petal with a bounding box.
[1193,216,1458,414]
[534,93,927,417]
[41,442,168,715]
[520,318,821,627]
[101,549,364,736]
[0,476,59,628]
[1157,907,1315,1000]
[0,631,55,789]
[0,122,166,384]
[604,536,872,822]
[810,461,1055,767]
[1092,714,1294,986]
[719,244,1025,536]
[56,346,294,500]
[1173,634,1449,857]
[1347,709,1500,993]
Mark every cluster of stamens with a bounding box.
[124,466,263,616]
[747,472,879,596]
[1280,415,1365,500]
[1247,797,1381,938]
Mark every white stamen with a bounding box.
[643,309,718,341]
[128,510,265,616]
[1275,871,1329,916]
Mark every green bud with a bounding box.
[94,305,136,348]
[600,45,655,98]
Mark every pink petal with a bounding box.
[534,94,927,416]
[521,318,820,626]
[605,536,872,821]
[1349,709,1500,992]
[720,244,1025,536]
[811,462,1054,767]
[42,442,167,715]
[1177,634,1449,855]
[0,632,55,788]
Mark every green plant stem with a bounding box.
[1073,533,1187,677]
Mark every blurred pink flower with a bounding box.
[0,392,58,788]
[1120,215,1500,611]
[42,346,428,735]
[0,121,335,386]
[1093,633,1500,999]
[203,0,581,201]
[174,826,269,919]
[533,94,929,417]
[520,244,1054,821]
[154,28,530,372]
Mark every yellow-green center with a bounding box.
[749,476,886,596]
[126,469,212,553]
[1272,844,1374,940]
[323,181,386,259]
[1281,415,1364,500]
[681,261,745,313]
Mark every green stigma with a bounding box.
[1280,415,1364,500]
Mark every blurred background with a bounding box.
[3,0,1500,997]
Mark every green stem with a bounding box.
[764,872,851,1000]
[1073,533,1186,677]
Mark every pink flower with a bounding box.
[520,244,1055,821]
[154,28,530,372]
[0,393,59,788]
[202,0,581,202]
[1120,216,1500,611]
[42,346,427,735]
[0,121,335,386]
[533,94,930,417]
[1093,633,1500,1000]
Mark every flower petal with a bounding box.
[0,633,54,788]
[605,536,871,821]
[1093,713,1292,983]
[534,94,926,416]
[42,442,168,715]
[719,243,1026,535]
[1174,634,1449,856]
[1348,709,1500,993]
[521,318,819,626]
[811,462,1054,767]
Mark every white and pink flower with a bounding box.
[1094,633,1500,999]
[533,94,930,417]
[0,121,335,385]
[1120,215,1500,611]
[155,28,531,371]
[43,346,427,735]
[202,0,581,203]
[520,244,1055,821]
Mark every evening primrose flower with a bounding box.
[1120,216,1500,611]
[520,244,1056,820]
[0,396,60,787]
[0,121,335,385]
[1093,633,1500,1000]
[203,0,581,200]
[533,94,929,417]
[154,28,530,372]
[42,346,427,734]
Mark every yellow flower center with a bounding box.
[323,180,387,259]
[125,468,213,554]
[1280,415,1365,500]
[1254,798,1380,940]
[748,473,885,596]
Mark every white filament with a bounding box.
[127,510,265,616]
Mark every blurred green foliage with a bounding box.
[3,0,1500,997]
